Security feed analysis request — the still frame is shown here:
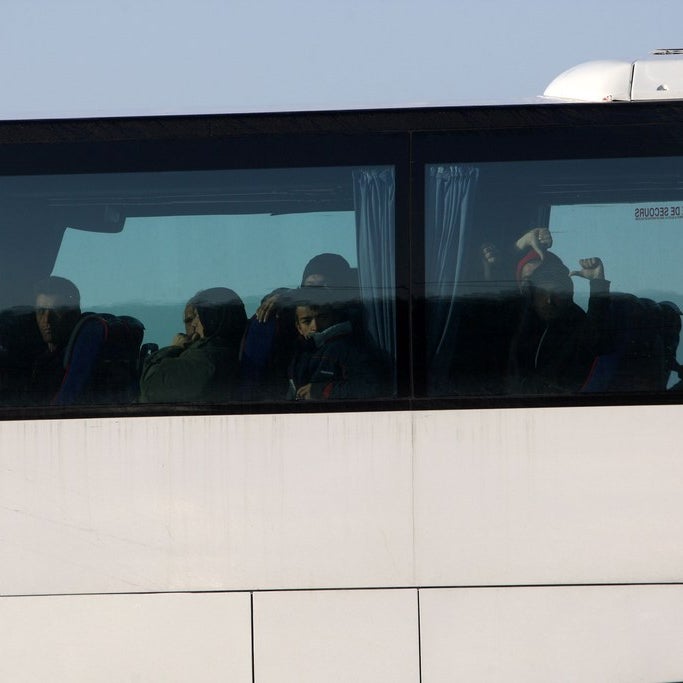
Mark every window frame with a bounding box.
[1,102,683,419]
[0,117,412,420]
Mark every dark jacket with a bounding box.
[508,279,612,395]
[139,336,240,403]
[287,321,384,400]
[25,347,66,405]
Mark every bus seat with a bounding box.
[55,313,145,405]
[582,295,669,393]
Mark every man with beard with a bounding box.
[27,276,82,404]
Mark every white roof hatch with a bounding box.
[543,50,683,102]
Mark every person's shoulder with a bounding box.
[196,336,241,367]
[186,337,220,355]
[321,329,369,359]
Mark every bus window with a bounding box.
[0,165,396,408]
[424,157,683,398]
[54,212,358,347]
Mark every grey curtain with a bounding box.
[353,167,396,364]
[425,164,479,383]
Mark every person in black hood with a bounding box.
[507,254,612,395]
[241,253,359,401]
[140,287,247,403]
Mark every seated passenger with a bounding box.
[439,230,554,396]
[507,255,612,394]
[139,287,247,403]
[286,287,383,401]
[241,252,358,401]
[25,276,83,404]
[584,295,678,393]
[137,296,197,372]
[27,276,146,405]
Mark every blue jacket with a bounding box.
[287,321,385,400]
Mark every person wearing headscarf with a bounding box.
[139,287,247,403]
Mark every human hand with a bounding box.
[481,242,499,264]
[296,383,312,400]
[569,257,605,280]
[172,332,193,348]
[515,227,553,259]
[256,293,281,323]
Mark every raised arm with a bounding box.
[569,257,605,281]
[515,227,553,259]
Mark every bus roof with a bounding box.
[3,51,680,122]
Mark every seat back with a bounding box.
[55,313,145,405]
[582,295,671,393]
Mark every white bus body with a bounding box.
[3,406,683,681]
[1,93,683,682]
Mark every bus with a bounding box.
[2,59,683,681]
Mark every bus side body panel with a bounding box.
[2,407,683,680]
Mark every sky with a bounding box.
[6,0,683,348]
[2,0,683,118]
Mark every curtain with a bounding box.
[353,167,396,365]
[425,165,479,388]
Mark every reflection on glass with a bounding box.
[424,159,683,397]
[0,166,396,407]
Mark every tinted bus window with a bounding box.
[0,166,396,408]
[424,158,683,397]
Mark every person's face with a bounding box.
[35,293,79,348]
[532,284,572,322]
[183,304,198,336]
[303,273,326,287]
[295,305,335,338]
[194,314,205,339]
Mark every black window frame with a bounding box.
[1,102,683,419]
[411,101,683,411]
[0,113,411,420]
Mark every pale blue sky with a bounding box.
[551,202,683,310]
[1,0,682,118]
[7,1,683,348]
